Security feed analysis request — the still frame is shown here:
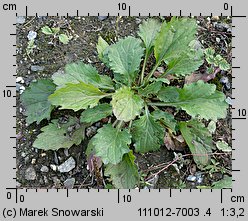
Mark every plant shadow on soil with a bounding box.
[16,16,232,189]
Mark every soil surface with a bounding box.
[16,16,232,189]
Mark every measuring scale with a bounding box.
[0,0,247,220]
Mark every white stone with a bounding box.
[50,164,57,171]
[16,76,24,83]
[57,157,76,173]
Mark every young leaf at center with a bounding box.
[59,34,70,44]
[111,87,144,122]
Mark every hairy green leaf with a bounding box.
[179,120,214,166]
[105,151,139,189]
[111,87,144,122]
[51,27,60,34]
[154,17,197,66]
[219,59,230,71]
[216,141,231,152]
[108,36,144,86]
[97,36,109,63]
[212,176,232,189]
[132,112,164,153]
[80,103,112,124]
[59,34,70,44]
[93,124,131,164]
[52,62,113,90]
[41,26,53,35]
[33,117,84,150]
[165,40,204,75]
[204,48,215,57]
[204,48,216,64]
[157,81,228,121]
[207,121,216,134]
[138,18,161,55]
[49,82,106,111]
[139,81,162,97]
[20,79,56,125]
[152,109,177,133]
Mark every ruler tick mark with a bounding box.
[221,189,223,203]
[117,189,120,203]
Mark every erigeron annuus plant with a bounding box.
[20,17,229,188]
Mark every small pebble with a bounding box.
[41,153,46,157]
[16,181,22,188]
[25,166,36,180]
[21,152,27,158]
[64,149,69,157]
[64,178,75,189]
[16,132,23,140]
[226,97,232,105]
[40,165,49,173]
[43,176,49,184]
[16,83,22,92]
[186,175,197,182]
[16,76,24,83]
[216,37,221,43]
[50,164,57,171]
[57,157,76,173]
[27,31,37,41]
[95,122,101,128]
[86,126,97,138]
[211,16,219,21]
[196,177,204,184]
[220,76,229,84]
[16,16,26,24]
[225,82,231,90]
[19,86,26,94]
[135,18,142,24]
[54,152,59,165]
[98,16,108,21]
[214,23,230,32]
[30,65,45,72]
